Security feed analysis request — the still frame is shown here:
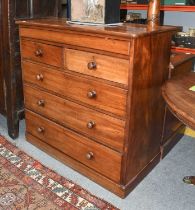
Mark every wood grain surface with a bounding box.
[26,110,122,183]
[162,72,195,130]
[17,18,178,38]
[18,18,177,198]
[21,39,63,67]
[161,52,194,154]
[22,61,127,117]
[65,48,129,85]
[19,27,130,55]
[24,84,125,152]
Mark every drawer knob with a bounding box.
[37,127,45,133]
[87,61,96,70]
[87,90,96,99]
[37,100,45,107]
[35,49,43,57]
[87,121,96,129]
[86,152,94,160]
[36,74,44,81]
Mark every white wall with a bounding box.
[164,11,195,32]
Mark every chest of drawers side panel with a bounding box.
[123,32,173,185]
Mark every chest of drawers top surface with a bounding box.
[17,18,177,39]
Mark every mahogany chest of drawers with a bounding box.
[17,18,177,198]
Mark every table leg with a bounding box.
[183,176,195,185]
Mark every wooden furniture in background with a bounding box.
[0,0,60,138]
[17,18,177,198]
[147,0,161,28]
[120,3,195,55]
[172,47,195,55]
[0,35,5,115]
[162,72,195,185]
[161,53,195,158]
[120,4,195,12]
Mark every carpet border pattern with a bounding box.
[0,135,118,210]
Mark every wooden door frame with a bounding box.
[0,0,6,115]
[0,0,61,139]
[1,0,22,139]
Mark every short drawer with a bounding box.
[65,49,129,85]
[22,61,127,117]
[21,39,62,67]
[25,110,122,183]
[24,85,125,152]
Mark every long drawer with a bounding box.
[20,27,130,55]
[65,49,129,85]
[21,39,63,67]
[22,61,127,117]
[24,85,125,151]
[25,110,122,182]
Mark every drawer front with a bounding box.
[65,49,129,85]
[21,39,62,67]
[24,85,125,152]
[25,110,122,182]
[20,27,130,55]
[22,61,127,117]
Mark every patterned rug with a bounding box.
[0,135,118,210]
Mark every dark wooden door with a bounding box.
[0,0,5,115]
[0,0,61,138]
[0,64,5,115]
[0,69,5,114]
[31,0,60,17]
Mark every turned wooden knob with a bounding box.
[86,152,94,160]
[37,127,44,133]
[87,90,96,99]
[35,49,43,57]
[36,74,44,81]
[87,121,96,129]
[87,61,96,70]
[37,100,45,107]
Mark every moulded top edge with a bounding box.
[16,18,179,39]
